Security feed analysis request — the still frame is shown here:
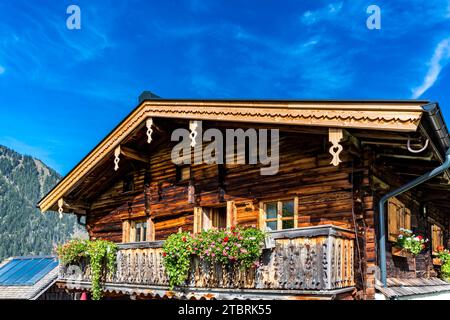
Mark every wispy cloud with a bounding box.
[301,2,343,25]
[0,65,5,74]
[411,38,450,98]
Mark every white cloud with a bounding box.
[301,11,317,25]
[411,38,450,98]
[0,65,5,74]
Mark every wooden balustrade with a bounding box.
[59,225,355,293]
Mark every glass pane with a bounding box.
[135,224,141,242]
[282,200,294,218]
[142,224,147,242]
[266,221,278,231]
[265,202,277,219]
[282,219,294,230]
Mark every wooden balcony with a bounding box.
[58,225,355,299]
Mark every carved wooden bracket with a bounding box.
[329,128,344,166]
[189,121,199,148]
[114,146,121,171]
[146,118,153,144]
[58,198,64,219]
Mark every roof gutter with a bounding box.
[378,103,450,287]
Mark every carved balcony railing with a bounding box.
[59,225,355,297]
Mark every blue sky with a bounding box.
[0,0,449,174]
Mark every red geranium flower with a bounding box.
[162,252,167,257]
[417,235,423,240]
[223,236,229,242]
[182,236,187,242]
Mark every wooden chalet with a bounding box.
[38,94,450,300]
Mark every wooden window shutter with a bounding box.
[226,201,236,229]
[193,207,202,233]
[122,220,130,243]
[432,224,444,251]
[147,217,155,241]
[404,208,411,230]
[387,200,399,242]
[294,196,299,228]
[258,202,265,231]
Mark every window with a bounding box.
[210,207,227,229]
[123,175,134,193]
[261,198,298,231]
[193,202,235,233]
[176,165,191,182]
[387,197,411,242]
[432,224,444,251]
[122,219,151,243]
[201,207,227,230]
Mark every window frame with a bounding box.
[260,197,298,232]
[122,218,153,243]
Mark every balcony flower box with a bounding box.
[391,246,414,258]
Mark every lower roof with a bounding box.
[376,277,450,299]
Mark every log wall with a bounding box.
[86,132,357,242]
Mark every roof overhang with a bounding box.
[38,99,427,213]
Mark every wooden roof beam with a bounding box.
[120,146,149,164]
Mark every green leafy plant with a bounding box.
[161,232,193,289]
[162,226,266,289]
[395,228,428,255]
[56,239,118,300]
[433,246,450,281]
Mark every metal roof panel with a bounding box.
[0,257,58,286]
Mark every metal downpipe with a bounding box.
[378,148,450,287]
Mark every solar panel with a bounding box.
[0,257,58,286]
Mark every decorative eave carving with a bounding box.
[38,100,424,213]
[329,128,344,166]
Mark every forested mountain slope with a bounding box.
[0,145,82,260]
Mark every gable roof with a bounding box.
[37,98,430,213]
[0,256,59,300]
